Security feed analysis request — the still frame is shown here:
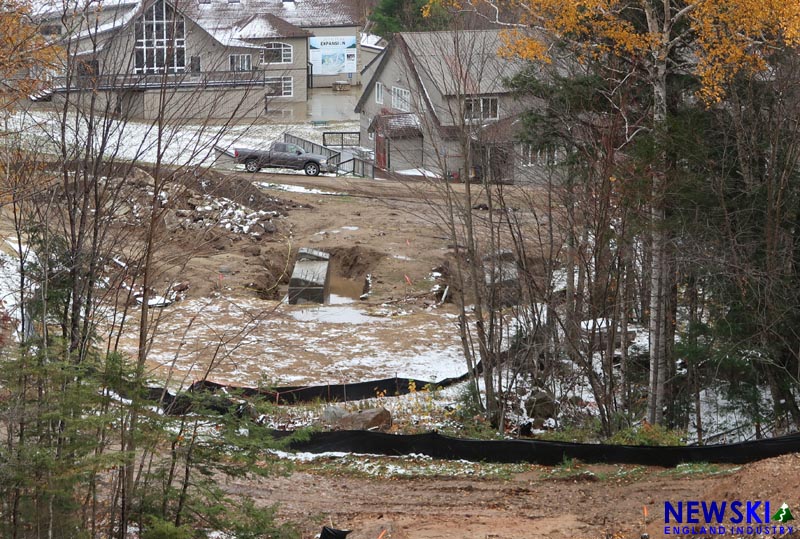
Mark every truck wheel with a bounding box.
[304,162,320,176]
[245,159,260,173]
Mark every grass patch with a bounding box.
[542,456,597,481]
[290,453,530,480]
[658,462,741,477]
[594,465,648,483]
[542,457,650,483]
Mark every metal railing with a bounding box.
[337,157,374,179]
[50,70,275,92]
[281,133,374,178]
[322,131,361,148]
[283,133,341,167]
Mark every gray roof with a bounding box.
[182,0,360,32]
[355,29,526,127]
[400,30,523,97]
[36,0,359,49]
[199,11,310,48]
[32,0,138,18]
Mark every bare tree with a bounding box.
[0,0,301,535]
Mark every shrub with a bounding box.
[607,423,684,446]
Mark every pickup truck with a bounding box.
[234,142,335,176]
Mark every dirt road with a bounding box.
[226,452,800,539]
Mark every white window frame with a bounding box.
[464,97,499,121]
[260,42,292,64]
[133,0,186,74]
[518,143,564,166]
[265,76,293,97]
[391,86,411,112]
[375,82,383,104]
[229,54,251,72]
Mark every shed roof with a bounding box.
[368,113,422,139]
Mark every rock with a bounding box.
[172,282,190,293]
[113,204,131,218]
[260,220,277,234]
[334,407,392,431]
[525,389,557,419]
[321,405,348,424]
[175,209,192,218]
[187,197,204,208]
[131,168,156,189]
[163,209,179,230]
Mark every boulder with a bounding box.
[163,209,179,231]
[131,168,156,189]
[525,389,557,419]
[334,407,392,431]
[172,281,190,293]
[260,220,277,234]
[321,405,348,424]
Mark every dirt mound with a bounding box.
[327,246,384,279]
[171,167,310,214]
[248,248,292,299]
[704,453,800,504]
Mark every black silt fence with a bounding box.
[134,370,800,467]
[280,430,800,467]
[184,370,473,405]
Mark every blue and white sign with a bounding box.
[309,36,357,75]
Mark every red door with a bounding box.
[375,133,387,169]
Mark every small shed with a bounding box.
[288,247,331,305]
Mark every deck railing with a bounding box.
[50,70,275,91]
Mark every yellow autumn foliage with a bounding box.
[0,0,61,110]
[425,0,800,102]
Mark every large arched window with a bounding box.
[134,0,186,74]
[260,42,292,64]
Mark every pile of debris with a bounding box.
[164,194,279,238]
